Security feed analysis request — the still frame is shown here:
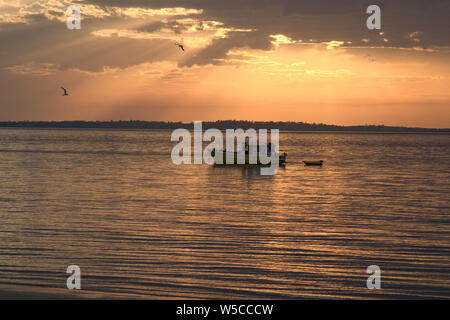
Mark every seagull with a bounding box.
[175,42,185,52]
[61,87,68,96]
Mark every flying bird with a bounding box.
[175,42,185,52]
[61,87,68,96]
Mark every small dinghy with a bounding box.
[303,160,323,166]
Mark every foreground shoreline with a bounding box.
[1,285,445,300]
[0,284,146,300]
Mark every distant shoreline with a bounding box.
[0,121,448,132]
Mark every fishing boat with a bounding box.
[211,148,287,165]
[303,160,323,166]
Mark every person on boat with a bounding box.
[267,142,272,156]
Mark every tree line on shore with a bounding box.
[0,120,447,132]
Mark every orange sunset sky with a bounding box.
[0,0,449,127]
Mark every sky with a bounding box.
[0,0,449,127]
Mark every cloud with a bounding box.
[270,34,297,47]
[180,30,272,67]
[80,0,449,68]
[6,62,59,76]
[1,0,449,73]
[324,40,345,50]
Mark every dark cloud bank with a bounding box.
[0,0,448,71]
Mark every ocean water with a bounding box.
[0,128,449,299]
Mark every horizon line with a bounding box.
[0,120,449,131]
